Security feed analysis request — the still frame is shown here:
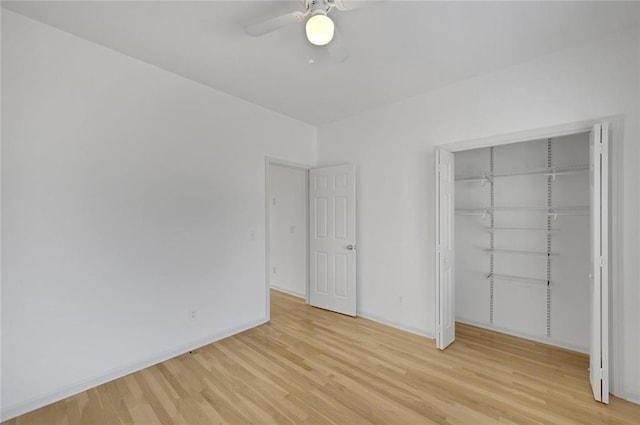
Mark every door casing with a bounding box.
[265,157,312,320]
[433,116,623,399]
[265,159,357,318]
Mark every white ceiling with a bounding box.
[3,1,639,125]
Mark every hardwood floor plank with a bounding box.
[5,290,640,425]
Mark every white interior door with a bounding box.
[436,149,455,349]
[309,164,356,316]
[589,123,609,403]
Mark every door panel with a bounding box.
[315,252,328,294]
[436,149,456,349]
[589,123,609,403]
[309,164,356,316]
[315,198,328,238]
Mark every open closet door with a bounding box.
[436,149,455,349]
[309,164,356,316]
[589,123,609,403]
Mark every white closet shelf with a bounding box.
[486,273,550,285]
[485,227,560,232]
[485,249,556,257]
[455,164,588,182]
[547,210,589,219]
[493,205,589,212]
[457,206,588,216]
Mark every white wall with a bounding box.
[317,30,640,401]
[268,164,307,298]
[1,11,316,420]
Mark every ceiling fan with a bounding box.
[244,0,366,63]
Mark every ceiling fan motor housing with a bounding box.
[308,0,332,14]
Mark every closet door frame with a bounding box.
[434,116,623,401]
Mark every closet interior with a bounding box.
[454,132,591,352]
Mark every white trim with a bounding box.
[0,317,268,422]
[265,157,311,323]
[626,392,640,405]
[358,311,434,339]
[270,285,306,299]
[600,122,610,404]
[456,318,589,354]
[438,116,621,153]
[435,116,624,398]
[608,116,624,397]
[264,156,313,171]
[434,150,441,348]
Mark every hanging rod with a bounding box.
[455,172,493,185]
[486,273,550,286]
[486,249,556,257]
[455,208,493,220]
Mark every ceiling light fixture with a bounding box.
[305,10,334,46]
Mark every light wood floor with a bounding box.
[5,290,640,424]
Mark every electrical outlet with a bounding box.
[189,309,198,322]
[290,225,296,234]
[398,296,403,304]
[272,266,277,274]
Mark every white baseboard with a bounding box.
[358,311,434,339]
[270,285,305,299]
[455,318,589,354]
[624,392,640,405]
[0,317,268,422]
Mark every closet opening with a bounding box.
[435,122,612,404]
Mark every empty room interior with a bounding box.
[2,1,640,424]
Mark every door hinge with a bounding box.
[599,368,606,380]
[600,256,604,268]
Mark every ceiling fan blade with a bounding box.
[333,0,369,12]
[326,27,349,63]
[245,11,306,37]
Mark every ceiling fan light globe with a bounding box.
[305,14,334,46]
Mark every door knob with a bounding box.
[347,244,356,251]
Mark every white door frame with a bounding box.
[265,157,311,320]
[435,149,456,349]
[434,116,624,398]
